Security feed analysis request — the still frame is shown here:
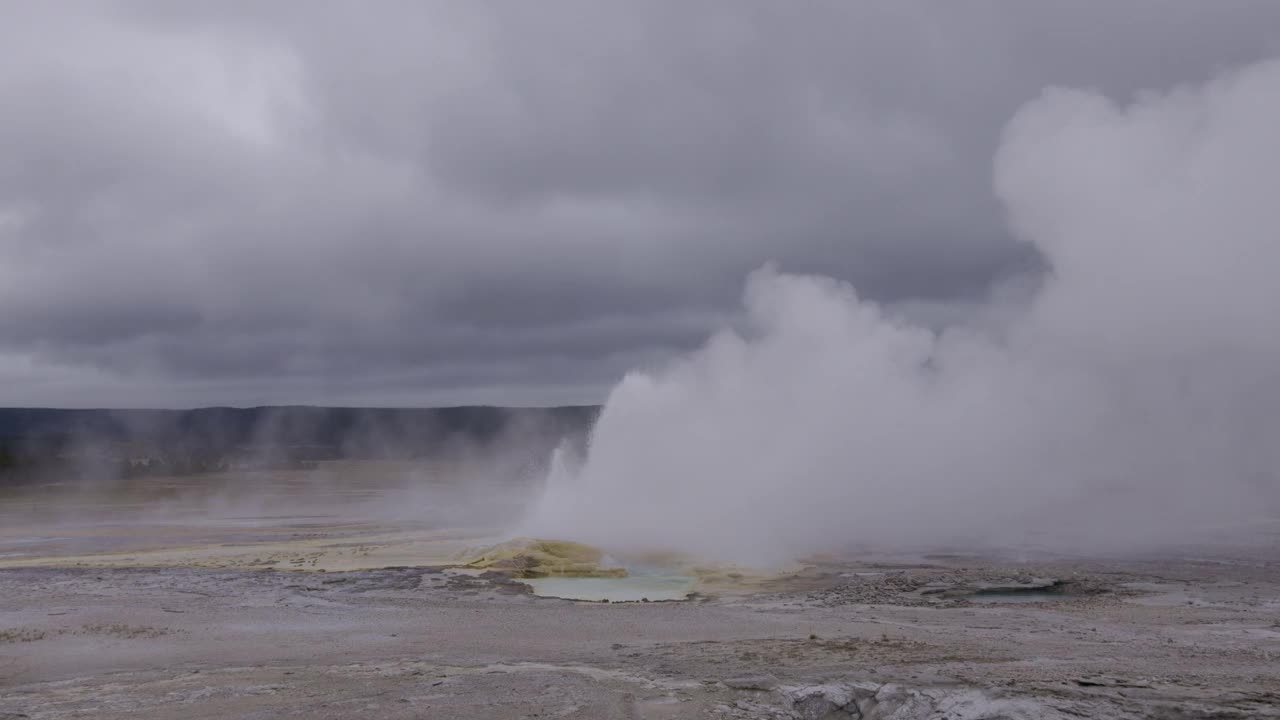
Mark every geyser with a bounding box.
[522,58,1280,563]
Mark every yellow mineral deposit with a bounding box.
[457,537,627,578]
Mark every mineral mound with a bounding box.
[459,538,627,578]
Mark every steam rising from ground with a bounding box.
[0,407,584,539]
[523,60,1280,562]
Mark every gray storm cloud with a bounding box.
[3,2,1280,406]
[522,59,1280,561]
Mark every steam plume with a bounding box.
[523,59,1280,562]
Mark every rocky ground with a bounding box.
[3,550,1279,719]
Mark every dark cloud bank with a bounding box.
[3,1,1279,407]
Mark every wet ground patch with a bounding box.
[802,565,1119,608]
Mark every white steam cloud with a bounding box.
[522,59,1280,562]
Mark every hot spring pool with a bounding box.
[523,574,695,602]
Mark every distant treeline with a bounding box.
[0,406,600,483]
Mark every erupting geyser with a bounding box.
[522,59,1280,563]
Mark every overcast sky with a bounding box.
[2,1,1278,408]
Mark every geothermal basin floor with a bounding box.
[2,469,1278,718]
[3,546,1280,718]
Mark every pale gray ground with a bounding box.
[3,550,1279,719]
